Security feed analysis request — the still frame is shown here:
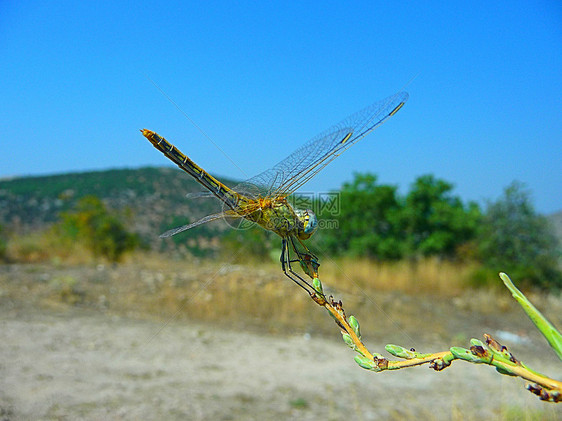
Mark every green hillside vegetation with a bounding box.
[0,167,236,255]
[0,166,225,224]
[1,168,560,289]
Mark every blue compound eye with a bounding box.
[304,209,318,235]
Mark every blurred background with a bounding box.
[1,1,561,420]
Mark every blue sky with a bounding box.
[1,1,560,213]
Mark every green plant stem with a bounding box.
[309,277,562,402]
[499,272,562,360]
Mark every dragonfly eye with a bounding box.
[303,209,318,235]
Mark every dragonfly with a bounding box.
[141,91,408,296]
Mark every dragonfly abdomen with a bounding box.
[141,129,242,210]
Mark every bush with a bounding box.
[58,196,140,262]
[317,173,404,259]
[316,173,480,261]
[400,175,481,259]
[477,181,562,289]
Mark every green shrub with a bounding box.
[316,173,480,261]
[58,196,140,262]
[477,181,562,289]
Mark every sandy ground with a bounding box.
[1,306,561,421]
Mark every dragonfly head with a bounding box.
[295,209,318,240]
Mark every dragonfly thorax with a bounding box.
[245,198,318,240]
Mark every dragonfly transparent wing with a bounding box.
[185,191,216,199]
[160,211,234,238]
[237,91,408,198]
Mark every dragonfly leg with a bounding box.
[296,236,317,259]
[294,237,320,278]
[280,237,322,297]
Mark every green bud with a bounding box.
[385,344,416,359]
[312,277,323,294]
[470,338,485,348]
[354,355,377,371]
[496,366,516,376]
[342,333,355,349]
[442,353,455,365]
[348,315,361,338]
[430,352,456,371]
[450,346,486,363]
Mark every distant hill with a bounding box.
[0,167,240,251]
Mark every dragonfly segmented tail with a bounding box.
[141,129,243,210]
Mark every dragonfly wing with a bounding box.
[159,211,234,238]
[185,191,216,199]
[240,91,408,198]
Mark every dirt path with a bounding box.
[1,308,560,420]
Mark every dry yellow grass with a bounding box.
[5,232,561,342]
[4,229,489,297]
[2,249,562,363]
[319,256,480,296]
[5,229,92,265]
